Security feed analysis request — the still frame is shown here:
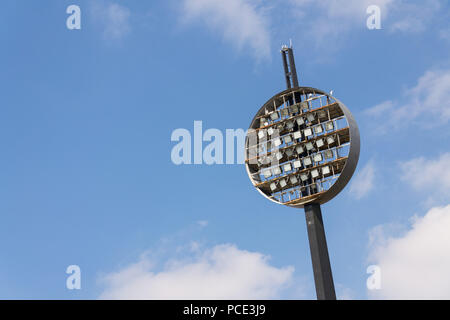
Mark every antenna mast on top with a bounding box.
[281,41,299,89]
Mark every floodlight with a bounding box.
[273,166,282,175]
[326,136,335,145]
[325,122,334,131]
[324,150,333,159]
[297,117,305,126]
[293,160,302,169]
[283,163,292,172]
[311,169,319,178]
[305,142,314,151]
[284,135,292,144]
[303,156,312,166]
[268,127,275,136]
[314,125,323,134]
[316,138,324,148]
[306,113,315,122]
[263,169,272,178]
[293,131,302,140]
[313,153,323,162]
[258,130,266,139]
[304,128,313,137]
[280,179,287,188]
[296,145,304,154]
[274,138,282,147]
[290,105,299,114]
[286,121,294,130]
[260,118,267,127]
[290,175,299,184]
[281,108,289,117]
[300,172,309,181]
[322,166,330,175]
[270,182,277,191]
[317,110,326,119]
[300,101,308,110]
[286,148,294,157]
[275,151,283,161]
[270,111,279,121]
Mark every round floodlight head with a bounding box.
[245,87,360,208]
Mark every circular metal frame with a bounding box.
[245,87,360,208]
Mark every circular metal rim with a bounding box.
[245,87,360,208]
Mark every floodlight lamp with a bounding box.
[245,87,360,208]
[304,128,313,137]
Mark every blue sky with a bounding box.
[1,0,450,299]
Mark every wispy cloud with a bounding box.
[367,204,450,299]
[399,153,450,205]
[91,1,131,41]
[180,0,271,61]
[365,68,450,132]
[348,160,375,200]
[99,243,294,299]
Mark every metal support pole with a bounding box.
[304,203,336,300]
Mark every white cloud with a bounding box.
[99,244,294,299]
[365,68,450,131]
[288,0,444,49]
[368,204,450,299]
[91,1,131,40]
[197,220,208,228]
[348,161,375,199]
[180,0,271,60]
[399,153,450,205]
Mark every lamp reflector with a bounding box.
[296,117,305,126]
[293,160,302,169]
[305,142,314,151]
[300,173,309,181]
[274,138,282,147]
[306,113,315,122]
[314,125,323,134]
[304,128,313,137]
[280,179,287,188]
[311,169,319,178]
[270,182,277,191]
[325,122,334,131]
[326,136,335,145]
[293,131,302,139]
[322,166,330,175]
[316,139,324,148]
[304,156,312,166]
[283,163,292,172]
[296,145,304,154]
[273,166,281,175]
[284,135,292,144]
[313,153,323,162]
[290,176,298,184]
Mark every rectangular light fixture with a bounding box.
[295,145,304,154]
[300,101,308,110]
[273,166,282,175]
[293,160,302,168]
[311,169,319,178]
[290,176,298,184]
[304,128,313,137]
[283,163,292,172]
[260,118,267,127]
[314,125,323,134]
[303,156,312,166]
[270,182,277,191]
[313,153,323,162]
[306,113,315,122]
[324,150,333,159]
[296,117,305,126]
[280,179,287,188]
[290,105,299,114]
[268,127,275,136]
[305,142,314,151]
[300,173,309,181]
[284,135,292,144]
[317,110,326,118]
[325,122,334,131]
[273,138,282,147]
[275,151,283,160]
[326,136,335,145]
[258,130,265,139]
[293,131,302,139]
[281,108,289,117]
[316,138,324,148]
[285,148,294,157]
[270,111,279,121]
[322,166,330,175]
[263,169,272,178]
[286,121,294,129]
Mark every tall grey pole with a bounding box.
[304,204,336,300]
[281,45,337,300]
